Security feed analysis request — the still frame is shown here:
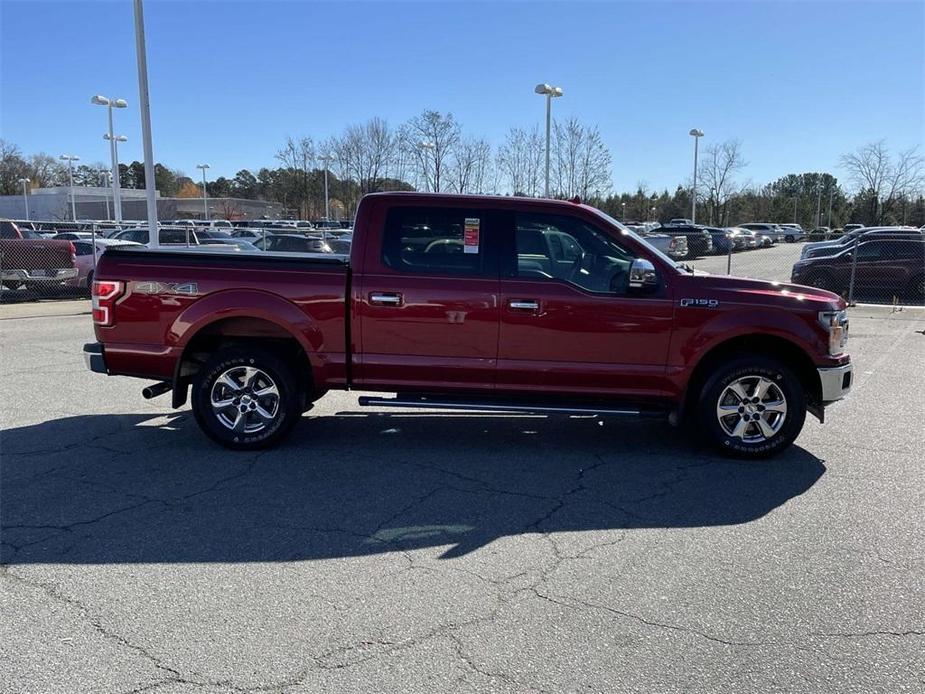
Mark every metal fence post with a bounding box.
[847,234,860,305]
[726,232,732,275]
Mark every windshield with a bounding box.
[592,208,686,273]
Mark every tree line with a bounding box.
[1,116,922,227]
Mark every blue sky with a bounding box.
[2,0,923,192]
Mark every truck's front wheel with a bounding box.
[192,347,302,450]
[696,356,806,459]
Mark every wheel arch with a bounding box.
[681,333,821,423]
[171,314,315,408]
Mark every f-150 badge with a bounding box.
[680,298,719,308]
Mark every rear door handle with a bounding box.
[370,292,403,306]
[509,299,539,311]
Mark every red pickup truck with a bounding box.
[1,219,78,291]
[85,193,852,458]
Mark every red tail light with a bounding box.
[92,280,125,326]
[67,240,76,261]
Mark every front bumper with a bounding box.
[83,342,107,374]
[2,268,78,283]
[818,362,852,403]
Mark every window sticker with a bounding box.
[464,218,480,254]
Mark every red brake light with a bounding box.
[92,280,125,326]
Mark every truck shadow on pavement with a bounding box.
[1,410,826,564]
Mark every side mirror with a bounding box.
[628,258,659,291]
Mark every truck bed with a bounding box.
[94,246,350,388]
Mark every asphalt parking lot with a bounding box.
[689,240,801,282]
[2,302,923,693]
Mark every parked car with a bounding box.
[704,227,735,254]
[253,233,334,253]
[639,232,688,260]
[54,232,95,241]
[66,239,141,290]
[800,227,922,259]
[738,223,786,243]
[0,219,78,291]
[728,228,759,249]
[809,227,832,241]
[791,237,925,300]
[843,224,865,234]
[86,192,853,459]
[112,227,206,246]
[777,224,807,242]
[655,225,714,258]
[664,218,694,227]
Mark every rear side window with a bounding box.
[1,221,18,239]
[74,242,93,256]
[382,207,487,275]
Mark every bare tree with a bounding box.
[496,126,544,196]
[27,153,65,188]
[552,118,612,199]
[0,139,29,195]
[404,110,460,192]
[276,136,317,218]
[698,139,747,225]
[840,140,925,223]
[447,136,492,194]
[334,117,395,195]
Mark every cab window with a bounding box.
[514,213,635,294]
[382,207,488,275]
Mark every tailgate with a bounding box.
[0,239,75,271]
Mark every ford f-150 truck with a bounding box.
[85,193,852,458]
[1,219,78,290]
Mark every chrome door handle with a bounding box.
[509,300,539,310]
[370,292,403,306]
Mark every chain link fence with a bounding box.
[685,228,925,307]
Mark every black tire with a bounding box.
[191,347,302,450]
[785,235,795,243]
[696,356,806,459]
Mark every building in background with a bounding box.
[0,186,281,221]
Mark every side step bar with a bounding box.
[357,395,664,418]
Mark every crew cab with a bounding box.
[85,193,853,458]
[1,219,78,290]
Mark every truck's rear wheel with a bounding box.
[696,356,806,459]
[192,347,302,450]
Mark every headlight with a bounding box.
[818,310,849,356]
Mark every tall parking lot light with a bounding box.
[19,178,31,219]
[91,95,128,223]
[197,164,211,220]
[60,154,80,220]
[535,83,563,198]
[133,0,159,246]
[621,201,626,221]
[689,128,704,224]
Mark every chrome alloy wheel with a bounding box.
[210,366,280,434]
[716,375,788,443]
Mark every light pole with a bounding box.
[418,141,435,191]
[621,201,626,222]
[196,164,210,220]
[133,0,159,246]
[100,170,113,220]
[827,186,834,228]
[815,182,823,229]
[19,178,30,220]
[689,128,704,224]
[60,154,80,220]
[91,95,128,223]
[649,206,656,223]
[535,83,563,198]
[319,153,333,220]
[793,195,798,223]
